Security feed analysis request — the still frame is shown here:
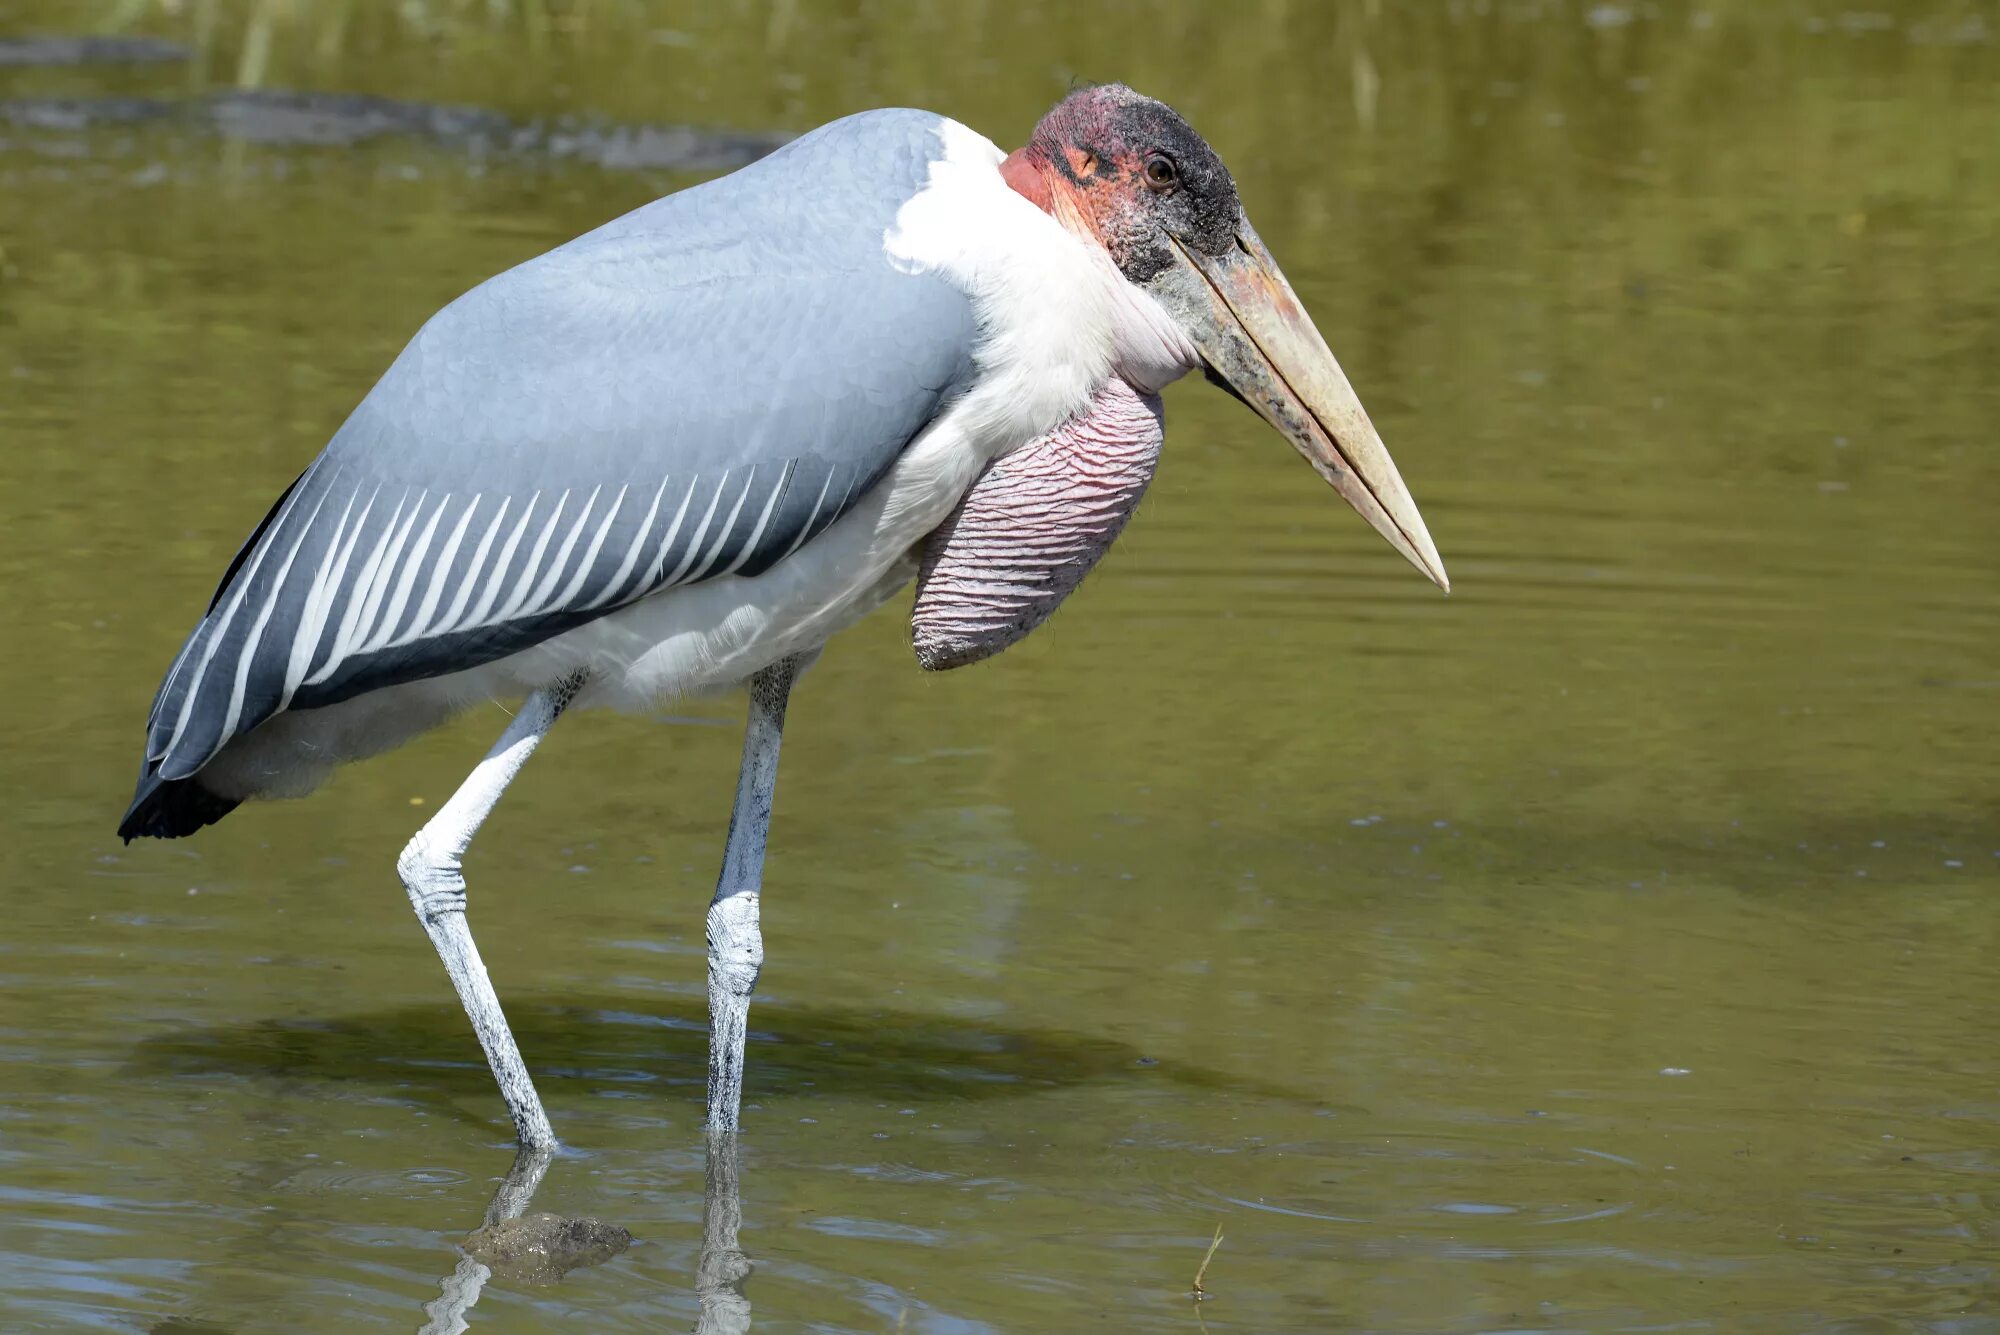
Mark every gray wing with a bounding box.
[140,108,975,784]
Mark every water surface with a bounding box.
[1,2,1996,1331]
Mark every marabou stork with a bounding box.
[119,85,1447,1150]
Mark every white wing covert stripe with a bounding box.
[684,469,757,585]
[364,491,451,655]
[519,486,601,619]
[147,454,327,737]
[494,490,572,624]
[640,477,701,595]
[721,461,796,577]
[165,448,893,762]
[306,490,411,688]
[340,491,422,663]
[396,493,478,650]
[584,477,668,611]
[219,484,338,744]
[663,473,730,587]
[776,465,838,564]
[457,492,541,633]
[546,484,626,616]
[283,485,376,706]
[153,459,325,762]
[431,495,511,639]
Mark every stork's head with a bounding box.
[1005,84,1448,591]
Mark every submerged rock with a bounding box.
[205,90,511,148]
[0,35,189,67]
[462,1211,633,1285]
[0,96,172,131]
[0,88,790,173]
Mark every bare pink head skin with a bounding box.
[1001,84,1450,593]
[1000,84,1243,282]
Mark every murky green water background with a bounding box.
[2,2,1997,1331]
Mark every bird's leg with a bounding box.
[705,652,809,1134]
[398,674,585,1151]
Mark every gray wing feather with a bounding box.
[144,108,975,782]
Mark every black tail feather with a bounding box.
[119,768,241,841]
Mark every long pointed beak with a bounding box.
[1147,223,1448,591]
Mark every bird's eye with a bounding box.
[1144,154,1178,191]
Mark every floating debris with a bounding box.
[1189,1222,1224,1301]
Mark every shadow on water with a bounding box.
[126,991,1306,1124]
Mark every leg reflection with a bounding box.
[421,1148,550,1335]
[419,1147,631,1334]
[697,1131,753,1335]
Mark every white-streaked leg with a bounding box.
[705,653,809,1134]
[399,675,583,1151]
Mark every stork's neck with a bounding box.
[885,119,1197,456]
[999,147,1050,211]
[999,142,1199,396]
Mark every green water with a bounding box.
[2,2,1997,1331]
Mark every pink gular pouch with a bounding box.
[912,377,1163,670]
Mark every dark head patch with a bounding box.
[1025,83,1243,283]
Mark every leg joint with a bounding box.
[398,834,466,924]
[706,892,763,996]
